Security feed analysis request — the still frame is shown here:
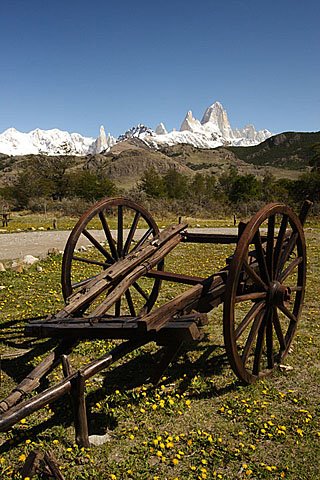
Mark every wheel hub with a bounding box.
[268,281,291,306]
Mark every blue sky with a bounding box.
[0,0,319,138]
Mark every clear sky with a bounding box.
[0,0,319,138]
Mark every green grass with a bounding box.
[0,212,78,233]
[0,212,238,234]
[0,230,319,479]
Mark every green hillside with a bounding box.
[228,131,320,169]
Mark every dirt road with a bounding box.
[0,228,239,261]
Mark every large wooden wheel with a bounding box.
[61,197,163,316]
[223,203,306,384]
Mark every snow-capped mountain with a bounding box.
[117,102,272,149]
[118,124,154,142]
[0,126,116,156]
[0,101,272,156]
[145,102,272,148]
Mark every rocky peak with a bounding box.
[95,125,107,153]
[180,111,203,133]
[201,102,233,138]
[155,123,168,135]
[92,125,116,154]
[118,124,154,141]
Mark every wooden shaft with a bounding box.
[43,452,66,480]
[146,269,205,285]
[182,232,239,244]
[0,338,147,432]
[0,340,75,413]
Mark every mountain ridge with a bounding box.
[0,101,272,156]
[1,131,317,192]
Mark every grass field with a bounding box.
[0,225,319,479]
[0,211,241,234]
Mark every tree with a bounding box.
[261,171,276,201]
[163,168,188,199]
[139,167,166,198]
[189,173,218,203]
[229,174,261,204]
[289,172,320,203]
[8,156,74,207]
[219,165,238,197]
[310,143,320,171]
[67,171,117,201]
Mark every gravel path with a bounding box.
[0,228,238,261]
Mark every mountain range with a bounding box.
[0,102,272,156]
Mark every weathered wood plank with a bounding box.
[90,233,183,317]
[25,315,204,343]
[137,273,227,332]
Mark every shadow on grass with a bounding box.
[0,334,241,452]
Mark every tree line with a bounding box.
[1,157,117,209]
[0,145,319,215]
[139,165,320,206]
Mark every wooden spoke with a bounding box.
[242,260,268,291]
[82,229,114,263]
[131,227,154,253]
[273,215,288,277]
[289,285,303,292]
[71,275,99,290]
[279,256,303,283]
[266,214,275,280]
[272,307,286,351]
[125,290,136,317]
[132,282,149,301]
[235,301,265,340]
[99,211,119,260]
[117,205,123,257]
[123,212,140,256]
[253,230,270,284]
[252,316,267,376]
[115,299,121,317]
[278,231,299,276]
[241,310,264,364]
[278,304,297,323]
[235,292,267,303]
[266,308,274,369]
[72,256,108,268]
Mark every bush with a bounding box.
[27,197,92,216]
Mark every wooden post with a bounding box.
[61,354,72,378]
[71,371,90,447]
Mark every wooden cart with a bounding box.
[0,197,311,446]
